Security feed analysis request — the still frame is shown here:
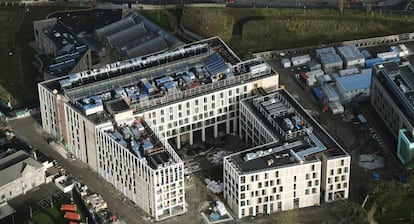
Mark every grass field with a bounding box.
[181,8,414,56]
[0,6,81,108]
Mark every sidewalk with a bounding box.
[368,203,378,224]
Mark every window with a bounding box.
[315,180,319,186]
[343,182,348,188]
[312,188,316,193]
[330,169,334,175]
[277,202,282,210]
[312,172,317,178]
[341,175,346,181]
[311,164,315,171]
[328,178,331,184]
[337,168,342,174]
[308,181,312,187]
[279,186,283,192]
[293,176,297,182]
[344,167,349,173]
[306,174,310,180]
[341,159,345,166]
[305,189,309,195]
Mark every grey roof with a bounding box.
[0,151,43,187]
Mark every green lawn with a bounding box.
[141,10,173,32]
[375,194,414,223]
[182,8,414,57]
[32,212,53,224]
[0,6,83,108]
[29,193,88,224]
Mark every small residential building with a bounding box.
[0,151,48,202]
[336,45,365,68]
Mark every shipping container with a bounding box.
[377,51,398,60]
[361,50,372,59]
[365,58,384,69]
[312,87,324,102]
[64,212,81,221]
[60,204,77,212]
[386,57,401,65]
[281,58,292,68]
[291,55,311,66]
[306,69,324,79]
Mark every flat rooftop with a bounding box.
[337,45,364,61]
[43,19,84,54]
[41,37,275,124]
[336,72,372,92]
[374,61,414,125]
[228,89,348,174]
[103,118,178,170]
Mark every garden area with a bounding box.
[181,8,414,56]
[29,194,87,224]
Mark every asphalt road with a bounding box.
[8,116,148,224]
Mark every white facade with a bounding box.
[38,37,280,221]
[224,90,350,219]
[224,157,321,218]
[320,155,350,202]
[96,119,185,220]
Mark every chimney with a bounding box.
[267,159,274,166]
[33,150,38,161]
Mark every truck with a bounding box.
[312,87,324,102]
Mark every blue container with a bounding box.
[365,58,384,69]
[312,87,324,102]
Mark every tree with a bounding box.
[273,210,299,224]
[342,201,369,224]
[371,180,408,210]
